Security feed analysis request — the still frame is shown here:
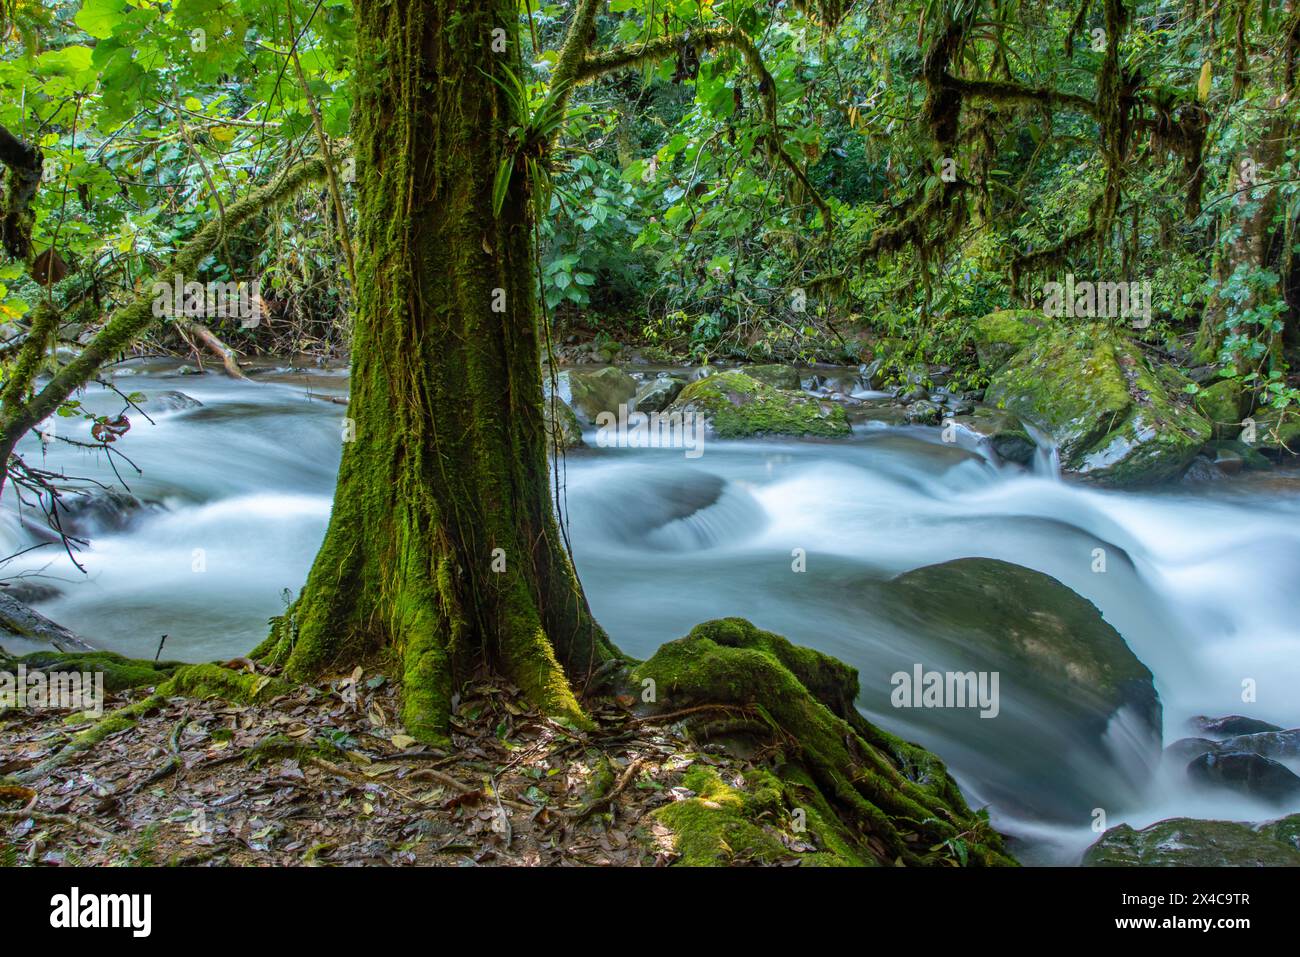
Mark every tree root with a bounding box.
[631,618,1015,866]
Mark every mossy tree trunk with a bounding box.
[257,0,615,742]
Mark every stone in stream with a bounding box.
[985,323,1211,486]
[58,489,159,536]
[948,407,1036,465]
[632,374,685,413]
[566,367,638,423]
[542,397,584,452]
[1191,714,1284,738]
[1084,814,1300,866]
[1163,736,1220,766]
[1187,750,1300,803]
[903,399,943,425]
[885,558,1160,738]
[668,370,850,439]
[1218,729,1300,761]
[744,363,802,391]
[142,390,203,412]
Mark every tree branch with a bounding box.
[575,27,833,229]
[0,157,327,490]
[0,122,43,261]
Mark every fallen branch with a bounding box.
[175,317,249,380]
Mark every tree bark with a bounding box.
[257,0,616,742]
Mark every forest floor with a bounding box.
[0,670,768,867]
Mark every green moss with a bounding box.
[986,323,1210,485]
[633,618,1013,866]
[157,664,291,703]
[1249,408,1300,457]
[1193,379,1246,438]
[542,397,585,451]
[1085,814,1300,866]
[972,309,1049,370]
[4,650,182,692]
[670,371,850,439]
[744,364,802,390]
[651,766,799,866]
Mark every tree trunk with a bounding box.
[257,0,616,742]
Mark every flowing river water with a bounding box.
[4,359,1299,864]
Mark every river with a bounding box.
[3,359,1299,864]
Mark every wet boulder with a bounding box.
[58,489,159,536]
[142,390,203,413]
[668,370,850,439]
[985,323,1211,486]
[633,374,686,413]
[1084,814,1300,866]
[1247,408,1300,458]
[566,367,638,423]
[949,407,1036,465]
[1187,750,1300,804]
[1191,714,1283,738]
[1218,729,1300,762]
[1193,379,1247,439]
[744,364,802,391]
[542,397,584,452]
[972,309,1049,370]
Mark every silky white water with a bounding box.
[4,362,1297,863]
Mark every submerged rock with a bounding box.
[668,370,850,439]
[566,367,637,423]
[1084,814,1300,866]
[58,489,158,536]
[985,323,1211,486]
[142,390,203,413]
[1187,751,1300,803]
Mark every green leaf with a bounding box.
[75,0,127,39]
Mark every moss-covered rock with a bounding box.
[2,649,183,692]
[542,397,584,451]
[567,367,637,423]
[632,618,1013,866]
[985,323,1211,486]
[1247,407,1300,458]
[632,374,685,413]
[973,309,1049,370]
[1194,379,1247,439]
[1084,814,1300,866]
[669,370,850,439]
[886,558,1159,733]
[744,364,802,390]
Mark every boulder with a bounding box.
[1187,750,1300,803]
[142,390,203,413]
[633,375,685,413]
[950,408,1036,465]
[972,309,1049,370]
[1193,379,1246,439]
[1218,729,1300,762]
[985,323,1211,486]
[566,367,638,423]
[1247,407,1300,458]
[903,400,943,425]
[1084,814,1300,866]
[885,558,1160,735]
[744,364,802,390]
[542,397,584,451]
[668,370,850,439]
[1191,714,1283,738]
